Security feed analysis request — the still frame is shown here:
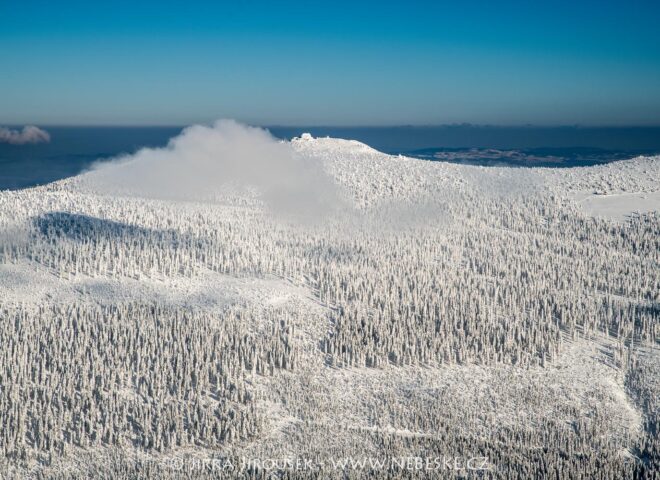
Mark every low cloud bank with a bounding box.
[87,120,341,218]
[0,126,50,145]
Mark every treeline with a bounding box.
[0,302,298,463]
[1,190,657,370]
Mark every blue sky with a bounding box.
[1,0,659,126]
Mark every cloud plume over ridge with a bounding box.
[86,120,340,218]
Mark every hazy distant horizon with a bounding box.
[3,124,660,190]
[4,124,660,151]
[6,123,660,129]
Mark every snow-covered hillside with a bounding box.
[0,127,658,479]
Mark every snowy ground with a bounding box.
[574,191,660,222]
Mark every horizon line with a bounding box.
[4,123,660,129]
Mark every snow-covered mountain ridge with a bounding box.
[0,128,658,478]
[291,133,660,215]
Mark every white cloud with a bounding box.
[86,119,341,219]
[0,126,50,145]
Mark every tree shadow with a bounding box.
[33,211,175,242]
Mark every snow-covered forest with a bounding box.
[0,125,658,479]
